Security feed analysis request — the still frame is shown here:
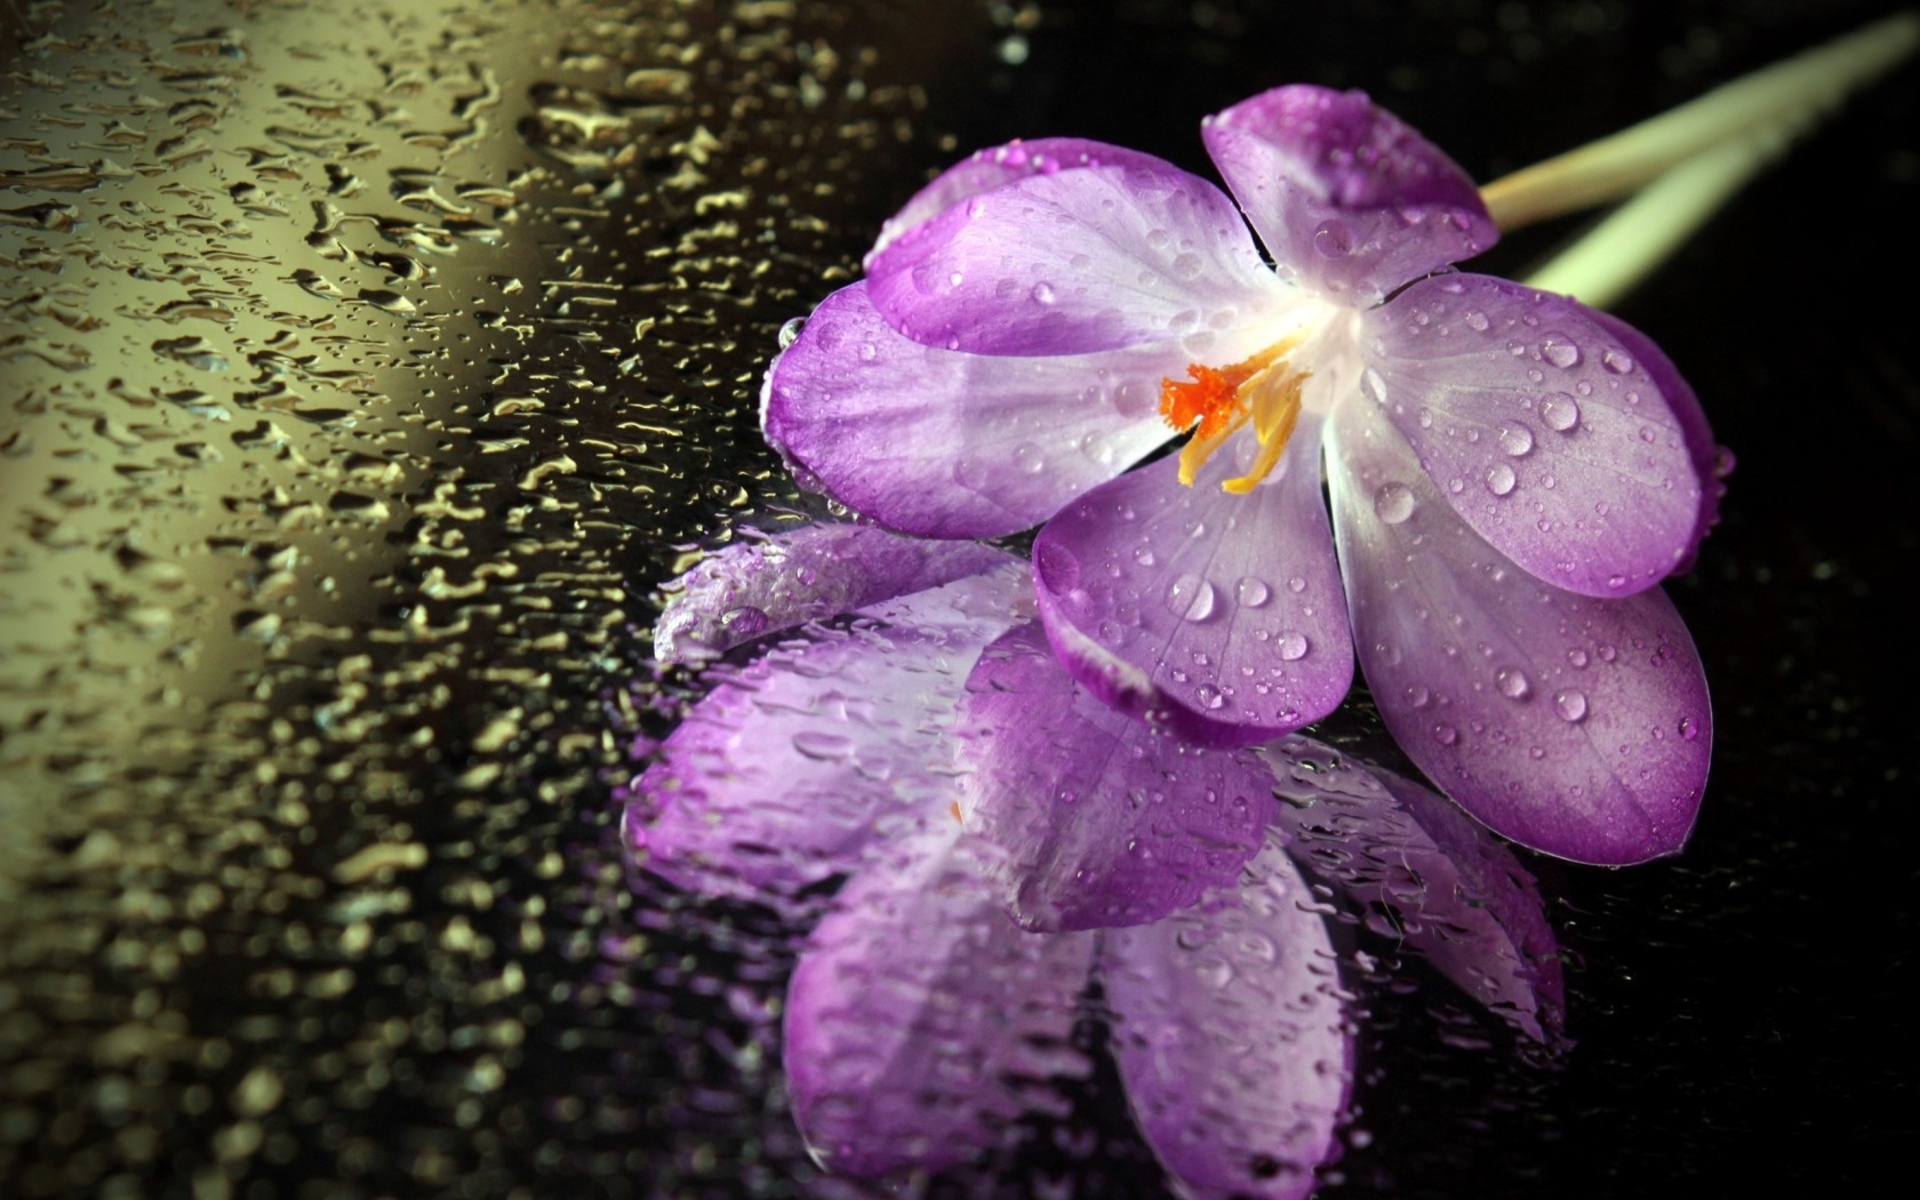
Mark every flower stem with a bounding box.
[1481,11,1919,232]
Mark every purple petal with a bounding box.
[1360,274,1709,597]
[653,523,1015,664]
[869,137,1177,265]
[1202,85,1496,305]
[1586,307,1726,562]
[1326,394,1711,865]
[762,283,1190,538]
[1031,423,1353,748]
[785,823,1093,1177]
[1264,737,1566,1045]
[955,622,1276,931]
[866,154,1286,357]
[1103,831,1352,1200]
[624,564,1030,900]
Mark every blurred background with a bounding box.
[2,1,1914,1196]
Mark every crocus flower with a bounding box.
[624,524,1565,1197]
[761,86,1718,865]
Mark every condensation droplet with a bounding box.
[1485,463,1517,496]
[1553,690,1589,723]
[1499,424,1534,457]
[1540,332,1580,368]
[777,317,805,348]
[1431,723,1459,746]
[1373,482,1415,524]
[1495,666,1531,699]
[1236,577,1271,608]
[1276,632,1308,661]
[1166,574,1217,622]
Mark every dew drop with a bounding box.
[1011,442,1047,474]
[1312,218,1355,258]
[1553,690,1589,723]
[1276,632,1309,661]
[1030,281,1056,304]
[1536,393,1582,430]
[1286,576,1306,594]
[1495,667,1531,699]
[1485,463,1517,496]
[1236,577,1271,608]
[1372,482,1415,524]
[1567,648,1590,668]
[1406,684,1431,709]
[1196,683,1226,710]
[1166,574,1217,622]
[1171,252,1203,280]
[777,317,805,348]
[1540,332,1580,367]
[1499,424,1534,457]
[1464,309,1489,332]
[1679,715,1700,742]
[1601,346,1635,374]
[1431,723,1459,746]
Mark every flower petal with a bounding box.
[652,523,1015,664]
[762,282,1191,537]
[869,137,1177,265]
[785,823,1093,1177]
[1326,395,1711,865]
[865,154,1285,357]
[1103,831,1352,1200]
[1264,736,1565,1045]
[624,564,1030,901]
[1031,422,1353,748]
[1202,85,1496,305]
[955,622,1275,931]
[1360,274,1709,597]
[1586,306,1726,560]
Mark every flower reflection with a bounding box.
[623,525,1563,1195]
[762,86,1719,865]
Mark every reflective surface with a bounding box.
[2,0,1915,1196]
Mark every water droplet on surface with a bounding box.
[777,317,805,348]
[1407,684,1431,708]
[1373,482,1415,524]
[1286,576,1306,594]
[1499,424,1534,456]
[1464,309,1489,332]
[1235,577,1270,608]
[1568,648,1590,668]
[1553,690,1589,722]
[791,730,853,760]
[1011,442,1046,474]
[1166,574,1217,622]
[720,606,768,637]
[1495,667,1531,699]
[1030,281,1056,304]
[1431,723,1459,746]
[1171,252,1203,280]
[1485,463,1517,496]
[1312,218,1355,258]
[1195,683,1225,709]
[1679,715,1700,742]
[1540,333,1580,368]
[1276,632,1308,661]
[1602,346,1634,374]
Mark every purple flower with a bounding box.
[762,86,1719,865]
[625,525,1565,1196]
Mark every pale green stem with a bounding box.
[1483,11,1919,232]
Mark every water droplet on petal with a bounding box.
[1485,463,1517,495]
[1602,346,1635,374]
[1011,442,1047,474]
[1236,577,1271,608]
[1431,723,1459,746]
[1312,218,1355,258]
[1540,332,1580,367]
[1554,690,1589,722]
[792,730,853,760]
[1567,648,1590,668]
[1030,281,1056,304]
[777,317,805,348]
[1406,684,1431,708]
[1499,424,1534,457]
[1286,576,1307,594]
[1464,309,1490,332]
[1495,667,1531,699]
[1679,715,1700,742]
[1276,632,1308,661]
[1166,574,1217,622]
[1195,683,1226,710]
[1373,482,1415,524]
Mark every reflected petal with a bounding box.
[653,522,1014,663]
[956,622,1275,931]
[1103,831,1352,1200]
[785,823,1093,1176]
[625,564,1030,900]
[1264,736,1566,1045]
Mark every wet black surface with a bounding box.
[2,1,1914,1196]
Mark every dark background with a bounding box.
[1,1,1913,1196]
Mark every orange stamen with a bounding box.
[1157,341,1304,490]
[1157,347,1280,441]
